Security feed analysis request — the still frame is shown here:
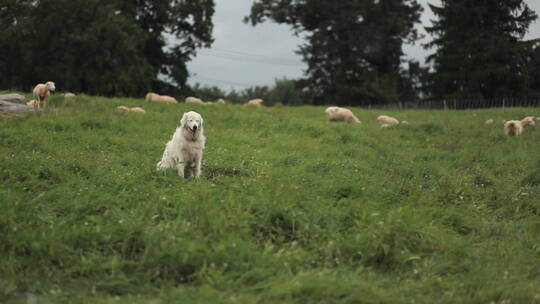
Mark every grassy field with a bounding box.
[1,93,540,303]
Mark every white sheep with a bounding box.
[32,81,56,108]
[521,116,535,127]
[185,97,205,104]
[485,119,494,126]
[325,106,361,123]
[377,115,399,125]
[63,92,76,98]
[26,99,38,108]
[145,92,178,104]
[117,106,146,114]
[504,120,523,136]
[245,98,263,106]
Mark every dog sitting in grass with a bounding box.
[156,111,205,179]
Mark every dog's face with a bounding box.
[181,111,203,133]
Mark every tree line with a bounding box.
[1,0,539,106]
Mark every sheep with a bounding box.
[32,81,56,108]
[26,99,38,108]
[521,116,535,127]
[377,115,399,125]
[145,92,178,104]
[504,120,523,136]
[117,106,146,114]
[185,97,204,104]
[325,106,361,123]
[63,92,76,98]
[204,98,227,105]
[485,119,494,126]
[245,98,264,106]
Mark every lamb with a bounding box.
[32,81,56,108]
[520,116,535,127]
[145,92,178,104]
[26,99,38,108]
[185,97,204,104]
[377,115,399,125]
[504,120,523,136]
[325,106,361,123]
[116,106,146,114]
[245,98,263,106]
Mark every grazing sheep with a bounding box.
[63,92,76,98]
[504,120,523,136]
[521,116,535,127]
[325,106,361,123]
[116,106,146,114]
[145,92,178,104]
[32,81,56,108]
[245,98,263,106]
[215,98,226,104]
[185,96,205,104]
[156,111,206,179]
[377,115,399,125]
[485,119,494,126]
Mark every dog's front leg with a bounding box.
[194,159,202,178]
[176,162,185,178]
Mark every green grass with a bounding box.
[1,93,540,303]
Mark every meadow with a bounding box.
[1,93,540,303]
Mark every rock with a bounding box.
[0,93,27,104]
[0,100,40,116]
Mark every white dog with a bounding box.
[156,111,206,178]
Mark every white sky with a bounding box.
[186,0,540,91]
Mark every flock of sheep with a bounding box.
[26,81,537,136]
[485,116,537,136]
[326,105,538,136]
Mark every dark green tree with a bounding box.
[246,0,423,105]
[0,0,214,97]
[425,0,537,100]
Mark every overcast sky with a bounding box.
[186,0,540,92]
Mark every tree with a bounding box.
[425,0,537,100]
[246,0,423,105]
[0,0,215,97]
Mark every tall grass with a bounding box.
[1,93,540,303]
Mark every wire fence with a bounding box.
[366,98,540,110]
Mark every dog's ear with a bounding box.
[180,112,188,126]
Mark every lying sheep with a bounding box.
[117,106,146,114]
[63,92,76,98]
[485,119,494,126]
[377,115,399,125]
[504,120,523,136]
[245,98,263,106]
[145,92,178,104]
[204,99,227,105]
[32,81,56,108]
[521,116,535,127]
[325,106,361,123]
[26,99,38,108]
[185,97,204,104]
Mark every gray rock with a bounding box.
[0,100,40,116]
[0,93,27,104]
